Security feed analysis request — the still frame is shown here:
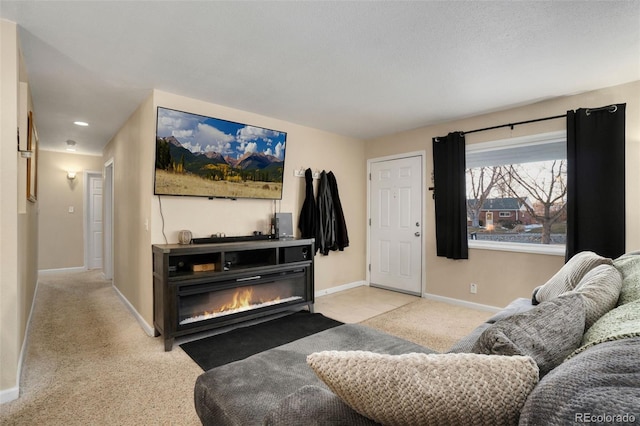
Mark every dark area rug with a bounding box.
[180,311,343,371]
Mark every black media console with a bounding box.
[152,238,315,351]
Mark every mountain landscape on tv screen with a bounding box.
[154,107,287,199]
[154,136,285,199]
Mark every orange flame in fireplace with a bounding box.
[222,288,255,312]
[211,287,283,315]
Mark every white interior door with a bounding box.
[87,173,103,269]
[370,155,423,295]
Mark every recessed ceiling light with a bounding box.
[74,121,89,126]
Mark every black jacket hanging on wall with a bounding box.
[316,171,337,255]
[298,168,317,241]
[327,171,349,251]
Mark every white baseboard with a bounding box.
[38,266,85,274]
[315,280,367,298]
[111,284,155,337]
[423,293,501,313]
[0,386,19,404]
[2,278,43,404]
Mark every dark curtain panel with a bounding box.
[566,104,626,260]
[432,131,468,259]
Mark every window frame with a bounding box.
[466,131,566,257]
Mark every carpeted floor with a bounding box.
[0,270,493,425]
[360,298,494,352]
[0,270,203,425]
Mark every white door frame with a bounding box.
[103,158,114,280]
[367,151,427,296]
[84,170,102,270]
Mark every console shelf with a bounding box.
[152,238,315,351]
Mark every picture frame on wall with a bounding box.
[27,110,38,202]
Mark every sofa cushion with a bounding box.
[472,292,585,376]
[193,324,434,426]
[485,297,536,323]
[263,385,379,426]
[307,351,538,426]
[519,337,640,425]
[568,299,640,359]
[571,264,622,329]
[533,251,612,304]
[447,298,535,353]
[446,322,491,353]
[613,252,640,305]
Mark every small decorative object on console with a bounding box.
[178,230,192,245]
[192,263,216,272]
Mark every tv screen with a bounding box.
[154,107,287,200]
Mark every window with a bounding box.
[466,131,566,255]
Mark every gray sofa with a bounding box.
[194,251,640,425]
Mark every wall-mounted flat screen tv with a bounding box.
[154,107,287,200]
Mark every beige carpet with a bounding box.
[1,271,494,425]
[361,298,494,352]
[0,270,203,426]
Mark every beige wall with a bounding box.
[151,90,367,293]
[103,93,155,330]
[104,89,367,330]
[37,150,104,270]
[366,80,640,308]
[1,19,39,401]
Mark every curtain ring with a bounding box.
[585,105,617,116]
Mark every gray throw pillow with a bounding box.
[533,251,612,305]
[572,264,622,329]
[472,292,585,377]
[519,337,640,425]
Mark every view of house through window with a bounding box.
[466,132,567,248]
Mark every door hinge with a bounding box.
[368,264,371,271]
[369,218,371,226]
[369,173,371,180]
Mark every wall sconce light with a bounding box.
[67,171,77,180]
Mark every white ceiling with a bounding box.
[2,1,639,155]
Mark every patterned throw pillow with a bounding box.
[533,251,612,304]
[613,252,640,305]
[568,299,640,359]
[307,351,538,426]
[472,292,585,377]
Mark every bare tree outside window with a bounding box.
[467,166,501,228]
[466,159,567,245]
[500,160,567,244]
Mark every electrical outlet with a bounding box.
[470,283,478,294]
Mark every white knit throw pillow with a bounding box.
[307,351,539,426]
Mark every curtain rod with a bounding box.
[463,114,565,136]
[462,104,617,136]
